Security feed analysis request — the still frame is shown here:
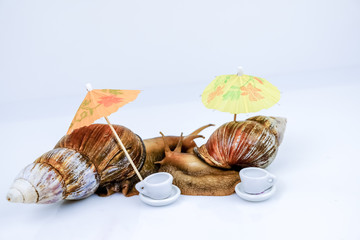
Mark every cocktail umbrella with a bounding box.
[68,84,143,180]
[201,67,280,121]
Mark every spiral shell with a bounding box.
[7,124,146,204]
[194,116,286,169]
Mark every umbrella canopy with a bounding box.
[67,84,143,180]
[201,68,280,117]
[68,87,140,134]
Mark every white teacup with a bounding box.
[239,167,277,194]
[135,172,173,200]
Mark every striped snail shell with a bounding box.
[194,116,287,169]
[6,124,146,204]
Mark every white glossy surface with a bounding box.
[1,69,359,240]
[1,1,360,239]
[139,185,181,207]
[235,182,276,202]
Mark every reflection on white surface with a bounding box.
[235,182,277,202]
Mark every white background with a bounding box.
[0,0,359,240]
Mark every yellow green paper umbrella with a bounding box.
[202,67,280,121]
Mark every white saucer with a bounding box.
[235,182,276,202]
[139,185,181,207]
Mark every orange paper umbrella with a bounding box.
[68,84,143,180]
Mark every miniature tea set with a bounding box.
[135,172,181,206]
[235,167,277,202]
[6,67,285,207]
[135,168,277,206]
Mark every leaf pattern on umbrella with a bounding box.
[254,77,264,85]
[72,100,101,123]
[207,86,225,103]
[222,86,242,101]
[100,89,124,95]
[212,75,230,89]
[98,96,123,107]
[240,83,264,101]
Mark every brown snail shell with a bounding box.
[194,116,287,169]
[6,124,146,204]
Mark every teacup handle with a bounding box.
[135,181,147,195]
[267,174,277,187]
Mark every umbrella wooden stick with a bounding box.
[104,117,143,181]
[233,66,242,123]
